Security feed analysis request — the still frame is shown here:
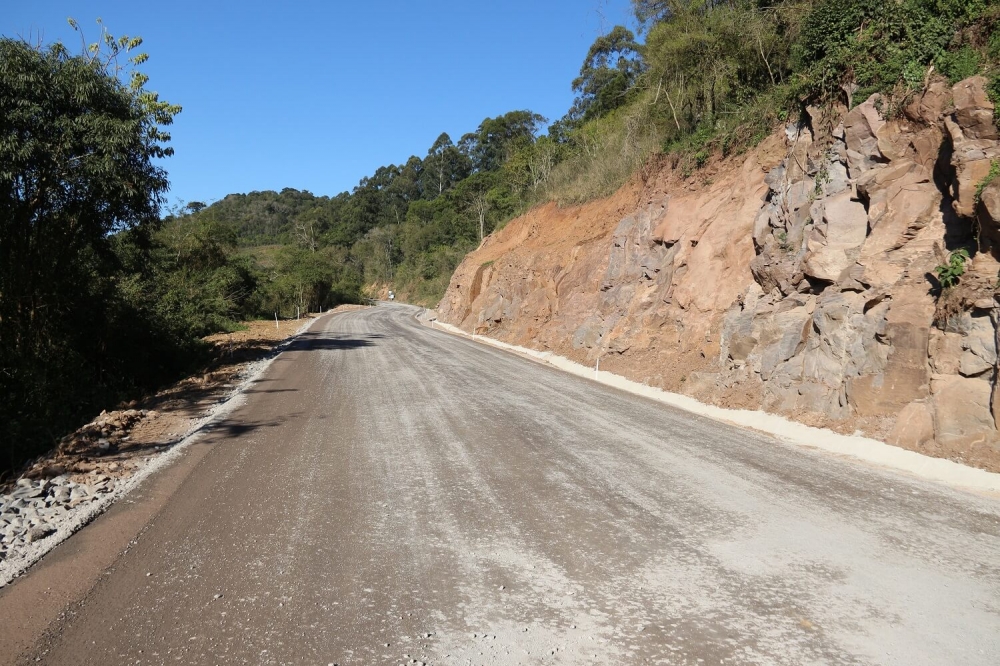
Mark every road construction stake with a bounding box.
[275,312,279,331]
[595,357,600,378]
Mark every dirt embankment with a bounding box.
[439,76,1000,473]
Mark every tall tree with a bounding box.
[571,26,644,121]
[459,110,546,173]
[0,22,181,469]
[421,133,472,197]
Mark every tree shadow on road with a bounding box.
[242,388,300,394]
[284,332,383,352]
[200,414,298,438]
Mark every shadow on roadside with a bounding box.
[284,332,383,352]
[201,415,298,438]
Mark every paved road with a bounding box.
[3,303,1000,665]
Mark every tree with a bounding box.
[459,110,547,173]
[452,172,502,244]
[0,22,181,470]
[571,26,643,121]
[293,208,325,252]
[421,133,472,197]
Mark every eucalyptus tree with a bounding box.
[571,26,644,122]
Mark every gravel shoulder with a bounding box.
[0,314,336,588]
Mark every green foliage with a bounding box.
[571,25,644,122]
[0,27,183,472]
[542,0,999,204]
[542,102,661,204]
[158,107,546,310]
[792,0,990,100]
[974,160,1000,208]
[459,110,546,173]
[937,46,981,83]
[777,230,792,251]
[936,249,971,288]
[991,75,1000,120]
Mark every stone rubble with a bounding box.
[0,475,112,562]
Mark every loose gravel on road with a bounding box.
[1,303,998,666]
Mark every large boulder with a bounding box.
[803,242,854,282]
[859,163,938,260]
[953,76,998,141]
[980,180,1000,246]
[905,79,952,126]
[931,375,996,446]
[824,191,869,245]
[758,307,813,381]
[849,286,933,415]
[802,191,869,282]
[958,315,996,378]
[887,401,935,449]
[953,158,995,218]
[843,95,886,176]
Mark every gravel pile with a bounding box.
[0,475,113,562]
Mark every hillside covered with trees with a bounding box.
[2,0,999,474]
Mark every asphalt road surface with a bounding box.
[2,303,999,665]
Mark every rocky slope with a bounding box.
[438,76,1000,472]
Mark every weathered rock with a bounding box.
[980,180,1000,246]
[952,76,998,141]
[931,375,996,446]
[876,120,915,162]
[26,525,55,543]
[572,315,604,350]
[823,191,869,246]
[960,349,993,377]
[852,286,933,415]
[887,401,935,449]
[819,160,850,197]
[859,163,938,262]
[438,77,1000,463]
[786,179,814,212]
[906,79,952,126]
[953,158,995,219]
[929,329,964,374]
[958,315,996,377]
[759,308,813,381]
[843,95,886,176]
[803,242,854,283]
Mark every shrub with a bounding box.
[936,249,971,288]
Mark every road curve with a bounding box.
[2,303,999,665]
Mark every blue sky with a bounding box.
[3,1,635,208]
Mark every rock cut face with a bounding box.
[438,76,1000,470]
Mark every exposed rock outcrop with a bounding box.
[439,76,1000,471]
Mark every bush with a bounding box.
[936,249,970,288]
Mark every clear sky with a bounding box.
[3,1,635,208]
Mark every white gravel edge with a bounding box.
[0,317,319,589]
[426,316,1000,496]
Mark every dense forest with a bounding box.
[2,0,999,473]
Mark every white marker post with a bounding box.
[275,312,279,331]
